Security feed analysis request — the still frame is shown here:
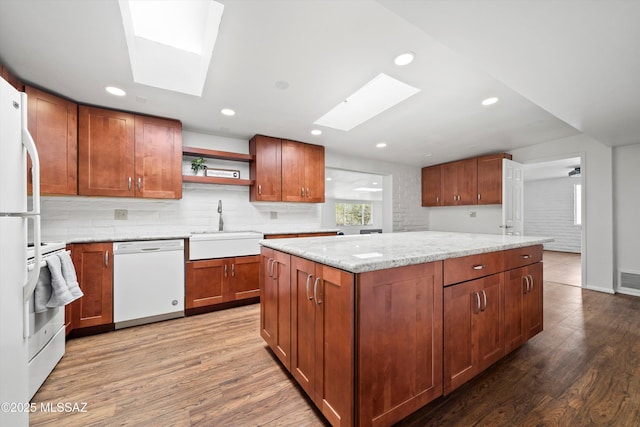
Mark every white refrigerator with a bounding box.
[0,76,42,426]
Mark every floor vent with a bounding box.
[618,270,640,296]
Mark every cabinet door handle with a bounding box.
[137,177,142,191]
[224,264,228,277]
[305,274,314,301]
[478,193,481,201]
[231,263,235,277]
[301,187,304,197]
[522,254,531,259]
[272,261,279,280]
[267,258,273,278]
[306,188,310,198]
[473,264,485,270]
[105,250,109,267]
[128,177,132,190]
[481,290,487,311]
[258,184,262,195]
[474,291,481,314]
[313,277,322,305]
[436,196,439,203]
[528,274,534,292]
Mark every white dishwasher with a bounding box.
[113,239,185,329]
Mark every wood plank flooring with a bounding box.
[543,250,582,287]
[31,282,640,426]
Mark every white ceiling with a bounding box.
[0,1,637,168]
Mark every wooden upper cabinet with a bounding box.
[78,106,182,199]
[421,165,441,207]
[78,106,135,197]
[441,158,477,206]
[134,115,182,199]
[1,64,23,90]
[477,153,512,205]
[250,135,324,203]
[304,143,325,203]
[281,139,305,202]
[250,135,282,201]
[26,86,78,195]
[281,140,325,203]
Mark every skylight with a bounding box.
[314,73,420,131]
[118,0,224,96]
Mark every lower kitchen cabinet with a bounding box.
[357,262,443,427]
[443,273,504,394]
[185,255,260,309]
[290,255,354,427]
[69,242,114,329]
[504,262,543,353]
[260,247,292,369]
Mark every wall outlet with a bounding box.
[468,211,477,218]
[270,211,278,220]
[114,209,128,220]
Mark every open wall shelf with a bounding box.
[182,146,254,186]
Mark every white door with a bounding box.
[502,159,524,235]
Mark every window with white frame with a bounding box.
[335,202,372,226]
[574,184,582,225]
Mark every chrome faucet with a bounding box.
[217,200,223,231]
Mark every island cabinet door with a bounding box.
[504,262,543,354]
[443,273,504,395]
[291,256,355,427]
[260,248,291,370]
[357,262,443,427]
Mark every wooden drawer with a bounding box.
[504,245,543,271]
[443,251,505,286]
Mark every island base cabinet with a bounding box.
[443,273,504,395]
[260,248,292,370]
[291,256,354,427]
[357,262,443,427]
[504,262,543,353]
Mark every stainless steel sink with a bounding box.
[188,231,263,260]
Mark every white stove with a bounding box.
[27,241,66,260]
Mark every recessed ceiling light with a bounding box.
[105,86,126,96]
[481,97,499,106]
[394,52,415,66]
[274,80,290,90]
[326,177,332,181]
[314,73,420,131]
[376,142,387,148]
[221,108,235,116]
[311,129,322,136]
[423,153,433,157]
[372,182,378,185]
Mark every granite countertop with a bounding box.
[63,228,340,244]
[261,228,340,236]
[259,231,553,273]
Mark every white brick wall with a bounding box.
[40,132,429,241]
[524,177,582,252]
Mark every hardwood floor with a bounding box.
[543,250,581,287]
[31,282,640,426]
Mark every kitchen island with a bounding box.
[259,231,552,427]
